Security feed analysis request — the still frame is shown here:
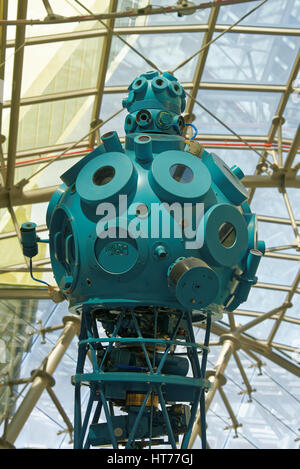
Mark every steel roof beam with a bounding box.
[2,82,287,110]
[248,50,300,203]
[12,141,90,159]
[184,1,220,120]
[284,124,300,170]
[264,252,300,262]
[234,309,300,326]
[194,135,293,143]
[6,24,300,49]
[0,258,51,273]
[2,88,99,108]
[267,268,300,346]
[0,0,8,184]
[2,83,286,110]
[4,0,27,191]
[0,185,57,208]
[7,135,294,160]
[257,214,300,225]
[2,175,300,209]
[0,224,47,241]
[89,0,118,148]
[253,282,300,294]
[266,51,300,145]
[197,321,300,376]
[242,175,300,188]
[4,316,80,445]
[0,1,269,26]
[6,140,298,171]
[0,288,49,299]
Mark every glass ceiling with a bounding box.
[0,0,299,449]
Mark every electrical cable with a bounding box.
[208,407,260,449]
[0,1,260,26]
[19,0,272,187]
[0,41,26,71]
[22,107,125,184]
[239,349,300,405]
[185,123,198,140]
[207,355,300,439]
[199,313,212,449]
[29,258,50,287]
[72,0,161,72]
[72,0,272,168]
[221,366,257,449]
[9,141,298,171]
[171,0,268,74]
[185,90,273,165]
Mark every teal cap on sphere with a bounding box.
[122,71,186,136]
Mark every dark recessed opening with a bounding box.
[137,110,151,124]
[93,166,115,186]
[178,116,185,129]
[156,79,163,86]
[102,131,114,139]
[218,222,236,248]
[169,164,194,184]
[138,135,150,142]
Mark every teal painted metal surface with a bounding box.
[20,71,264,449]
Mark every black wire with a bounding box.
[207,356,300,439]
[200,313,212,449]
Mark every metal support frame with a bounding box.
[266,268,300,346]
[7,203,29,269]
[0,223,47,241]
[187,319,300,445]
[4,0,27,192]
[188,278,300,446]
[188,337,236,447]
[0,257,51,273]
[248,50,300,204]
[0,0,8,185]
[0,0,299,451]
[281,187,300,243]
[73,307,211,450]
[88,0,118,148]
[285,125,300,171]
[0,1,270,26]
[46,386,74,443]
[2,173,300,209]
[198,321,300,377]
[257,214,300,226]
[218,385,242,437]
[5,24,300,49]
[2,82,287,110]
[184,0,220,123]
[234,309,300,326]
[233,350,255,400]
[4,315,80,445]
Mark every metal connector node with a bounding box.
[176,1,197,17]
